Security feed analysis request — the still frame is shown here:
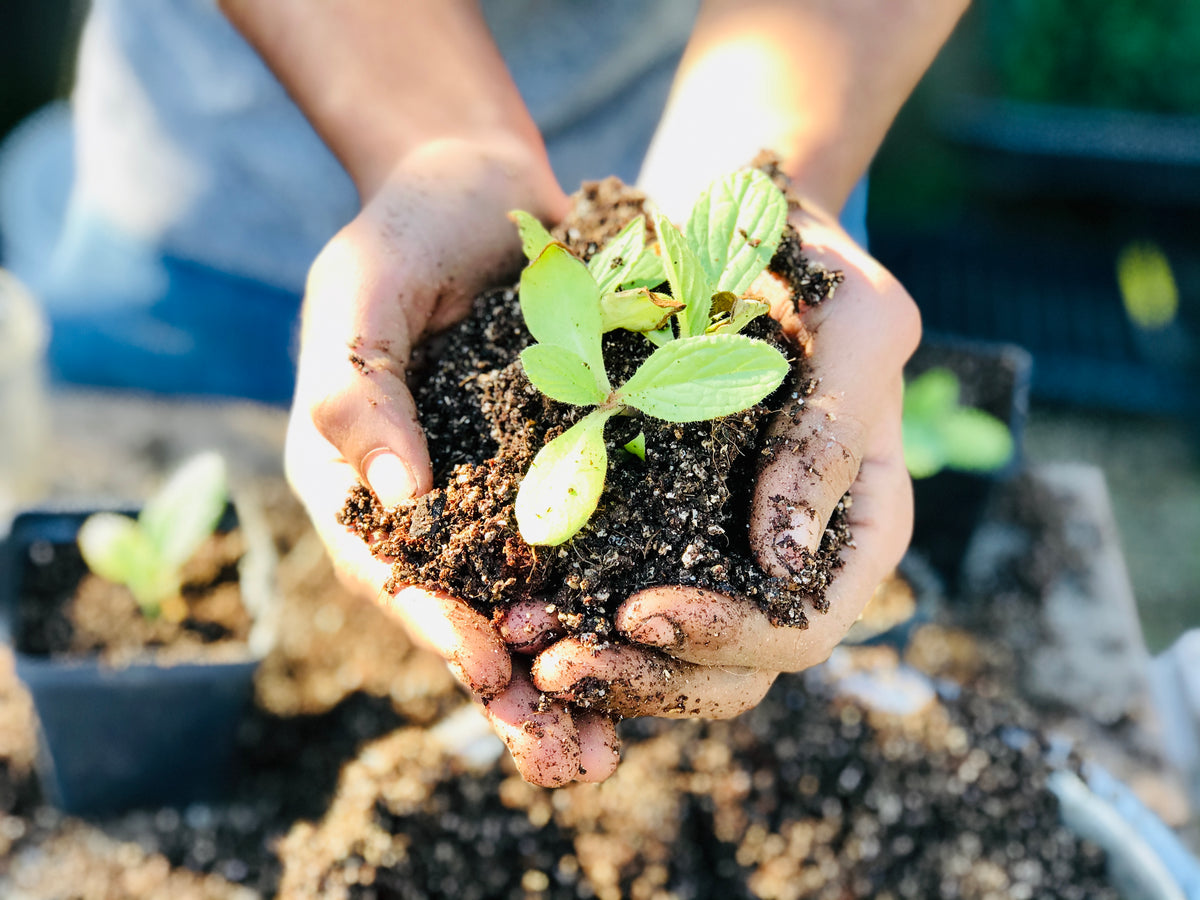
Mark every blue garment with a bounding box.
[0,0,865,405]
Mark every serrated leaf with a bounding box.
[519,243,611,394]
[686,168,788,296]
[515,408,618,545]
[588,216,646,294]
[520,344,609,406]
[139,452,229,571]
[903,368,960,422]
[940,408,1013,472]
[509,210,555,261]
[620,246,667,291]
[77,512,172,614]
[655,213,715,338]
[617,333,790,422]
[600,288,683,333]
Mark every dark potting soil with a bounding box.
[276,657,1119,900]
[339,176,850,645]
[14,531,253,666]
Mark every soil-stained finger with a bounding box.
[572,711,620,783]
[618,445,913,673]
[383,586,512,698]
[496,600,564,654]
[482,665,582,788]
[531,639,775,719]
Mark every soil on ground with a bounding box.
[340,176,850,646]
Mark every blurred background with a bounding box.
[0,0,1197,651]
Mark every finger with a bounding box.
[496,600,565,655]
[297,230,434,508]
[750,218,919,572]
[531,638,775,719]
[573,710,621,783]
[617,435,913,672]
[482,663,582,788]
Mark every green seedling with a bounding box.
[77,452,230,620]
[510,169,791,545]
[902,368,1014,479]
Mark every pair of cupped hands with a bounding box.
[285,142,920,787]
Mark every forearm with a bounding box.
[218,0,547,198]
[638,0,969,217]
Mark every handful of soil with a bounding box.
[340,176,849,646]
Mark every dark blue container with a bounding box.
[0,506,260,815]
[906,337,1034,594]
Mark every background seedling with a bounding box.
[76,452,230,620]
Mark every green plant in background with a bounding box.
[985,0,1200,114]
[902,368,1014,480]
[77,452,229,620]
[511,169,791,546]
[1116,240,1179,330]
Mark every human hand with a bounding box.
[284,138,620,786]
[529,202,920,717]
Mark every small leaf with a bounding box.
[139,452,229,571]
[709,297,770,335]
[620,246,667,291]
[77,513,170,615]
[509,210,555,261]
[644,324,675,347]
[654,213,715,338]
[520,344,609,406]
[940,408,1014,473]
[623,431,647,461]
[686,168,788,296]
[519,243,611,394]
[618,333,790,422]
[903,368,960,422]
[515,409,618,545]
[588,215,646,294]
[600,288,683,333]
[902,420,948,479]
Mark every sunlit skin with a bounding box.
[222,0,968,786]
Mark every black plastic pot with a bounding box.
[905,337,1033,594]
[0,505,262,815]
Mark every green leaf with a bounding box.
[509,210,555,261]
[139,452,229,571]
[600,288,683,333]
[902,420,948,479]
[515,408,618,545]
[686,169,788,296]
[623,431,646,461]
[654,213,715,338]
[520,344,609,406]
[77,512,171,614]
[903,368,960,422]
[644,324,675,347]
[519,243,611,394]
[617,333,790,422]
[588,216,646,294]
[940,408,1014,473]
[620,246,667,291]
[708,296,770,335]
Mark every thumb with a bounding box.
[296,224,433,507]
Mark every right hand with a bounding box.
[284,138,620,786]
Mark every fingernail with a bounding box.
[363,449,417,507]
[627,615,680,649]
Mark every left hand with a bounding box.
[528,203,921,717]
